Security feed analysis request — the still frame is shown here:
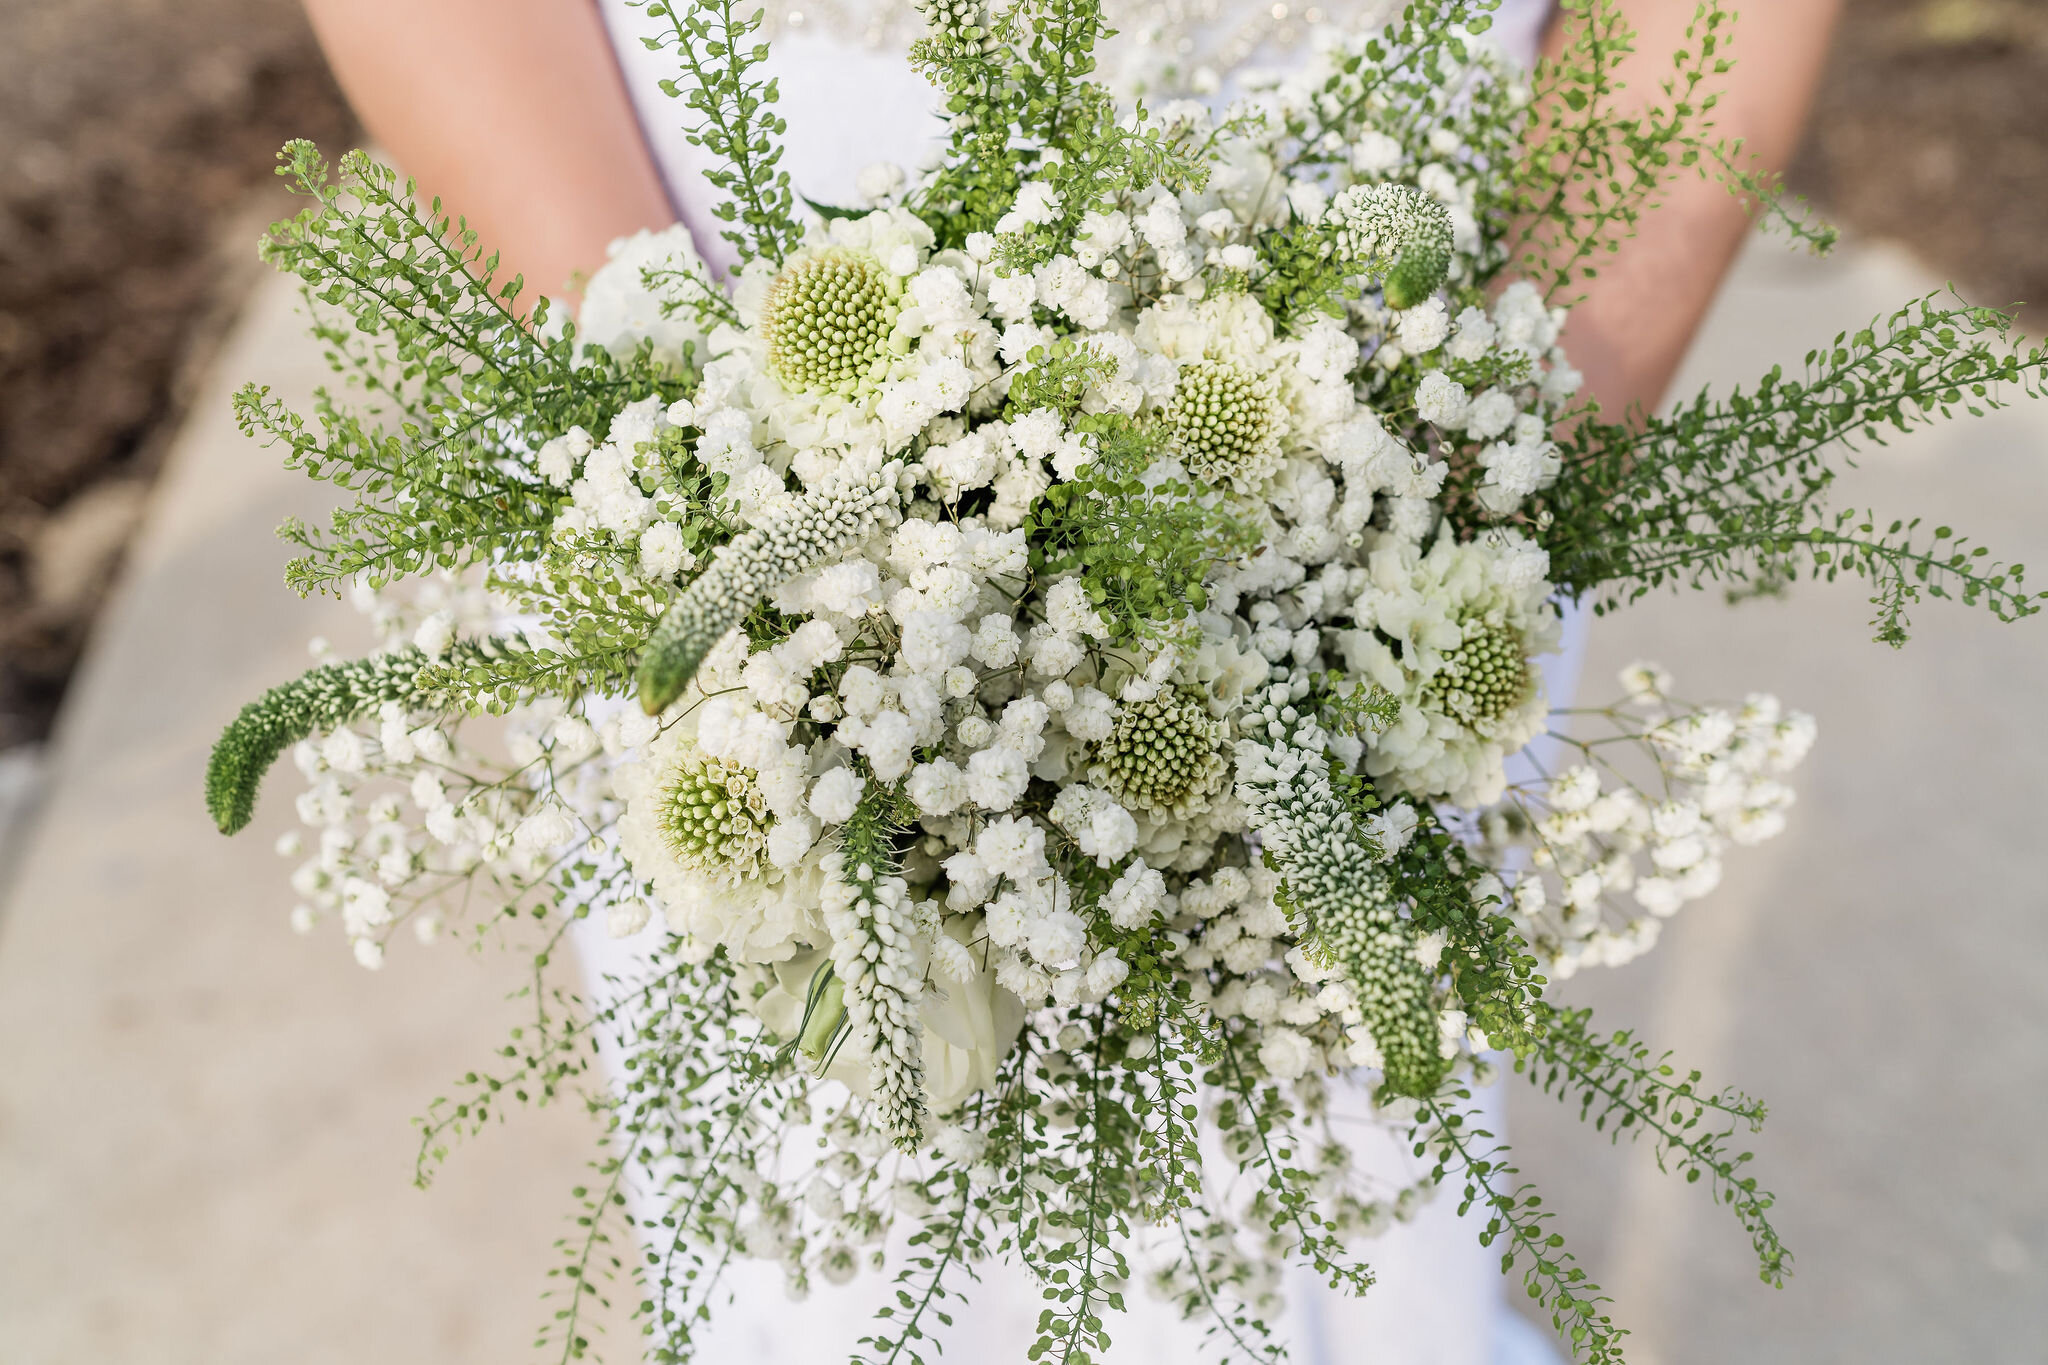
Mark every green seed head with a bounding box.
[1168,359,1284,488]
[1090,686,1229,819]
[657,754,771,874]
[1423,621,1531,732]
[761,249,901,395]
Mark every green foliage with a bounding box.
[1028,415,1258,640]
[910,0,1208,249]
[1418,1095,1628,1364]
[1024,1007,1139,1363]
[854,1167,987,1365]
[1392,818,1546,1056]
[241,142,681,598]
[1520,1005,1789,1286]
[205,636,589,835]
[1204,1010,1379,1299]
[414,636,638,715]
[637,0,802,266]
[1004,338,1116,419]
[1540,295,2048,643]
[1275,0,1503,175]
[205,647,428,834]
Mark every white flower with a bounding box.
[1073,209,1131,265]
[1342,530,1561,805]
[1045,577,1110,639]
[1085,950,1129,997]
[608,898,653,938]
[1550,765,1601,813]
[1103,860,1167,930]
[1136,196,1187,248]
[1466,389,1518,441]
[986,272,1038,322]
[320,728,368,775]
[976,815,1047,880]
[1049,784,1139,864]
[854,709,918,780]
[1397,298,1451,353]
[1415,371,1470,429]
[808,766,866,824]
[856,161,907,204]
[1363,801,1419,859]
[617,720,827,964]
[1445,306,1497,363]
[916,918,1026,1110]
[1027,908,1086,965]
[970,615,1021,668]
[412,610,455,660]
[966,747,1031,811]
[997,181,1064,232]
[513,801,578,856]
[340,876,392,937]
[1257,1028,1316,1080]
[577,224,710,364]
[907,759,969,816]
[1619,660,1675,702]
[640,520,690,580]
[1475,435,1560,514]
[901,612,973,674]
[1351,130,1404,174]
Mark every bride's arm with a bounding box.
[1542,0,1843,418]
[302,0,675,307]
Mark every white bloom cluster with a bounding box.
[1481,663,1817,978]
[241,15,1835,1336]
[278,683,619,968]
[301,41,1804,1156]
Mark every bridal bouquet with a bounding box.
[208,0,2044,1359]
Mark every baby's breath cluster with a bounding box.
[1479,661,1817,979]
[211,0,2048,1360]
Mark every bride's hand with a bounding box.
[303,0,677,312]
[1537,0,1843,422]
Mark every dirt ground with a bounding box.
[0,0,2043,751]
[1792,0,2048,316]
[0,0,355,751]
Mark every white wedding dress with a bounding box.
[583,3,1574,1361]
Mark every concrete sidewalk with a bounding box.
[0,276,629,1363]
[0,232,2042,1363]
[1505,238,2048,1363]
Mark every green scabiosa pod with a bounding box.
[1166,360,1287,490]
[760,249,904,396]
[205,649,432,836]
[1231,691,1447,1099]
[1330,182,1455,312]
[636,462,905,715]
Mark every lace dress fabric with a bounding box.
[585,3,1570,1361]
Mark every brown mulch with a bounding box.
[0,0,2043,752]
[1790,0,2048,318]
[0,0,355,751]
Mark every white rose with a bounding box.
[739,918,1023,1114]
[917,918,1026,1111]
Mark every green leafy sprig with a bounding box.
[240,143,678,598]
[1028,414,1258,641]
[637,0,803,265]
[1520,1005,1789,1285]
[1539,295,2048,643]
